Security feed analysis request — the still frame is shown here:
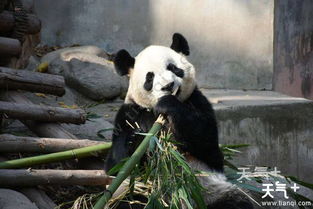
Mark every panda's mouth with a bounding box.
[176,87,181,96]
[172,86,181,97]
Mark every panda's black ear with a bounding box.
[113,49,135,76]
[170,33,190,56]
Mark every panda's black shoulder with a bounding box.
[186,87,215,114]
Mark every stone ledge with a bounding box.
[202,89,313,182]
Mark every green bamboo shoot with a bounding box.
[0,142,112,169]
[93,115,165,209]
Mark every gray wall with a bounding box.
[35,0,274,89]
[273,0,313,100]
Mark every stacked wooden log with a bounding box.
[0,67,111,208]
[0,0,41,66]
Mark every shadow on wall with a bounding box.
[35,0,153,54]
[35,0,273,90]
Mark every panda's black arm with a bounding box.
[105,104,142,171]
[105,103,157,171]
[155,89,224,171]
[155,89,217,137]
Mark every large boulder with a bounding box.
[41,46,128,101]
[0,189,39,209]
[62,117,114,141]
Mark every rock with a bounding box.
[18,188,56,209]
[0,189,39,209]
[62,117,114,141]
[41,46,128,101]
[66,58,123,100]
[25,55,40,71]
[1,119,34,136]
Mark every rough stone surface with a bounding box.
[62,117,113,141]
[25,55,40,71]
[41,46,128,101]
[6,89,117,140]
[0,189,39,209]
[202,89,313,182]
[273,0,313,100]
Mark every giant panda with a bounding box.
[105,33,254,209]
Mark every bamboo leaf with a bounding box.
[220,144,250,149]
[286,176,313,190]
[97,128,114,139]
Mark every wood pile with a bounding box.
[0,68,112,207]
[0,3,111,205]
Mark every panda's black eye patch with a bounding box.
[167,63,184,78]
[144,72,154,91]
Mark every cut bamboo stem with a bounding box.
[0,67,65,96]
[0,143,112,169]
[93,115,165,209]
[0,169,110,187]
[0,101,86,124]
[0,134,104,153]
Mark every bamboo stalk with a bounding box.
[0,134,103,153]
[0,143,112,169]
[0,169,110,187]
[93,115,165,209]
[0,101,86,124]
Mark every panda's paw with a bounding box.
[154,95,180,115]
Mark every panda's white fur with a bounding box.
[125,45,196,108]
[186,156,235,205]
[108,33,254,209]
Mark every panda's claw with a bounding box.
[154,95,180,116]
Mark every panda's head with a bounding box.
[114,33,196,108]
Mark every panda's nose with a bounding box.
[161,82,175,92]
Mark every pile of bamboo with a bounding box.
[0,6,41,58]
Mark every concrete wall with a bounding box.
[203,89,313,182]
[34,0,274,90]
[273,0,313,100]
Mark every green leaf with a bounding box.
[224,159,239,171]
[148,136,158,153]
[107,158,129,175]
[220,144,250,149]
[86,112,102,119]
[230,181,264,194]
[177,187,193,209]
[145,194,165,209]
[97,128,114,139]
[135,132,153,136]
[286,176,313,190]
